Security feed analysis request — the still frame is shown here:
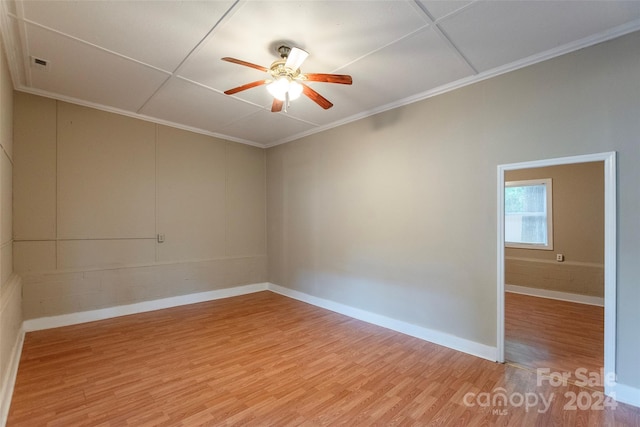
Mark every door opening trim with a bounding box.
[496,151,616,397]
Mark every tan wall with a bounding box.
[14,93,267,319]
[267,31,640,389]
[0,35,22,415]
[505,162,604,296]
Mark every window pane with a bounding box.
[505,183,548,245]
[521,215,547,244]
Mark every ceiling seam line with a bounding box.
[136,0,242,114]
[432,0,483,25]
[411,0,478,75]
[432,24,479,75]
[134,74,174,115]
[19,18,172,75]
[170,76,267,112]
[168,0,242,77]
[175,75,233,97]
[328,23,432,74]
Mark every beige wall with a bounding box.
[267,31,640,389]
[505,162,604,296]
[6,27,640,397]
[0,35,22,417]
[14,94,267,319]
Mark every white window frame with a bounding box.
[504,178,553,250]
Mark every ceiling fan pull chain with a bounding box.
[284,91,290,112]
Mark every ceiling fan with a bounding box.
[222,45,352,112]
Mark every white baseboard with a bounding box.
[23,281,497,362]
[267,283,497,362]
[0,328,24,427]
[23,283,269,332]
[505,284,604,307]
[609,381,640,408]
[10,281,640,414]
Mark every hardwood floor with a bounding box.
[9,291,639,426]
[505,292,604,390]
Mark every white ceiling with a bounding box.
[1,1,640,148]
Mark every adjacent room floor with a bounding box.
[9,291,638,425]
[505,292,604,391]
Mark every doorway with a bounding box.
[496,152,616,397]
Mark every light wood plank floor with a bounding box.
[505,292,604,391]
[9,291,639,426]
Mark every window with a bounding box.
[505,178,553,250]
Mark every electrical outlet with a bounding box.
[556,253,564,262]
[157,233,165,243]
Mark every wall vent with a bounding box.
[30,56,50,71]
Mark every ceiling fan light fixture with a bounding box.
[266,77,302,101]
[266,77,290,101]
[221,45,352,111]
[288,81,303,100]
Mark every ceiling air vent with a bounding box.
[30,56,50,71]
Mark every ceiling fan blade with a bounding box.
[224,80,267,95]
[221,57,269,73]
[285,47,309,71]
[301,84,333,110]
[305,73,353,85]
[271,99,283,112]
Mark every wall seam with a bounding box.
[154,124,158,263]
[54,99,58,269]
[263,147,267,269]
[224,142,229,257]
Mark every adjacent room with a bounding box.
[0,1,639,425]
[503,162,605,379]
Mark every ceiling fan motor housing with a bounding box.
[277,45,292,59]
[270,60,301,80]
